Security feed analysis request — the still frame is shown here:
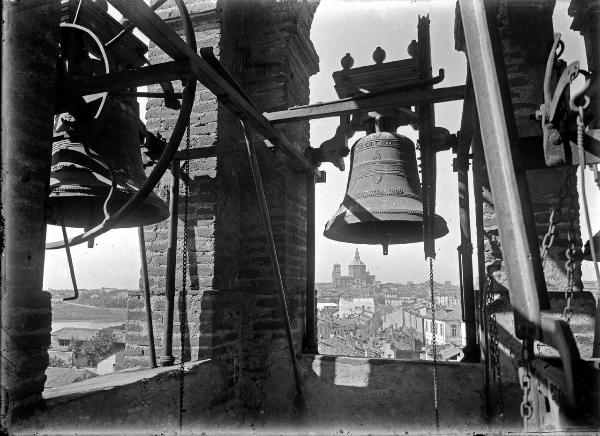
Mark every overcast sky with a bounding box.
[43,0,599,290]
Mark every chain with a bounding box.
[485,273,504,417]
[540,169,572,267]
[429,257,439,431]
[563,164,579,323]
[179,122,191,431]
[519,339,534,431]
[564,230,576,322]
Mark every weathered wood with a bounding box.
[56,60,191,109]
[264,85,465,124]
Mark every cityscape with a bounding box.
[43,249,466,389]
[316,249,466,361]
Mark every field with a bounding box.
[52,300,127,322]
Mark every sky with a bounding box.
[43,0,600,290]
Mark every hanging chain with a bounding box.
[179,122,191,431]
[519,339,534,431]
[540,169,572,267]
[429,257,439,431]
[563,165,579,323]
[485,272,504,417]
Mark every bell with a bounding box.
[324,130,448,254]
[48,98,169,228]
[583,231,600,262]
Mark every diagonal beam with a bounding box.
[56,60,191,108]
[107,0,315,173]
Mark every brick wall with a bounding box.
[124,0,319,415]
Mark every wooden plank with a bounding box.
[56,60,191,107]
[107,0,315,173]
[264,85,465,124]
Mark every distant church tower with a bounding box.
[348,248,367,278]
[332,263,341,282]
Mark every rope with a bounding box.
[577,108,600,289]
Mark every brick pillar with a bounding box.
[125,0,228,368]
[1,1,60,424]
[124,0,319,416]
[234,1,319,414]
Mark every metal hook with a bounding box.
[570,69,592,112]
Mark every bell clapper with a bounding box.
[382,243,389,255]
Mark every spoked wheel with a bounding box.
[46,0,196,250]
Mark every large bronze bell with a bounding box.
[324,129,448,254]
[48,98,169,228]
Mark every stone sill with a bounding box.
[43,360,210,405]
[302,353,475,367]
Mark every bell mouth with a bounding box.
[47,189,169,228]
[323,209,449,245]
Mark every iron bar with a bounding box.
[61,224,79,301]
[105,0,168,49]
[457,149,477,361]
[460,0,541,339]
[139,226,157,368]
[417,15,436,259]
[456,73,478,361]
[115,91,183,99]
[56,60,191,108]
[264,86,465,125]
[160,163,179,367]
[241,119,302,395]
[304,172,318,353]
[472,111,491,417]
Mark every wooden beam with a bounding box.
[56,60,191,106]
[264,85,466,124]
[107,0,316,173]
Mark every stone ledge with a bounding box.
[43,359,210,404]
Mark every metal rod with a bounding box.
[417,15,436,259]
[115,91,183,99]
[105,0,168,49]
[472,113,491,417]
[241,119,302,395]
[457,151,478,362]
[460,0,541,339]
[160,163,179,367]
[61,224,79,301]
[138,226,157,368]
[304,172,318,354]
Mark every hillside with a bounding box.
[51,300,127,322]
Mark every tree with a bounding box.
[48,356,71,368]
[76,330,116,366]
